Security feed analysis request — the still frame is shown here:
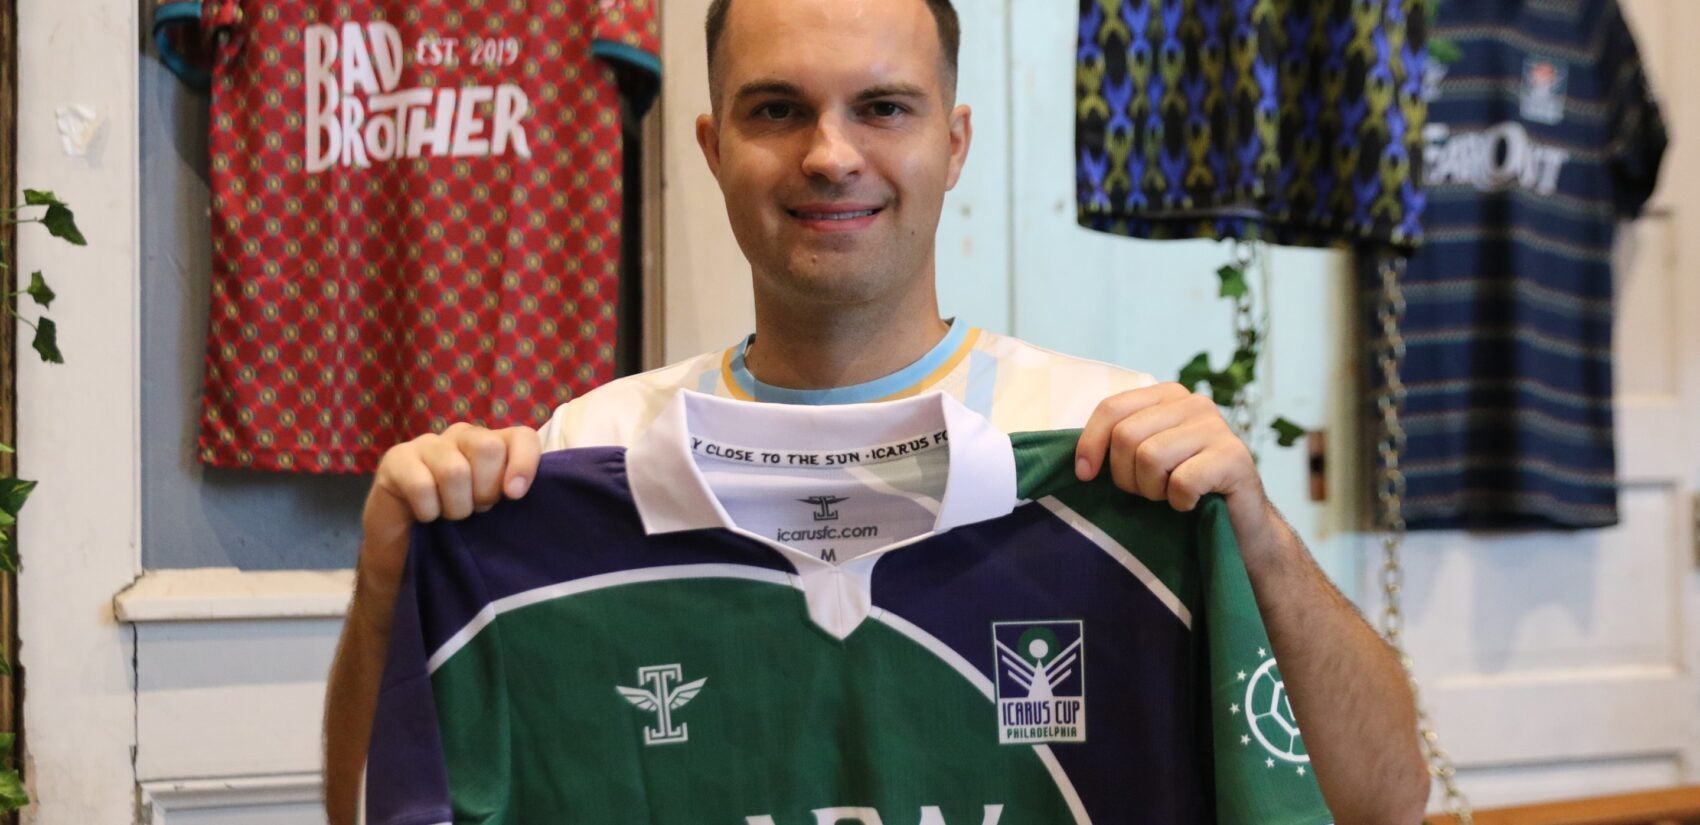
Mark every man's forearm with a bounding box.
[323,575,401,825]
[1239,506,1430,824]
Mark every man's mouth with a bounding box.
[787,206,884,221]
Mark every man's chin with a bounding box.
[765,260,896,306]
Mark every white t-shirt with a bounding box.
[538,323,1156,450]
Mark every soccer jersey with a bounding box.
[163,0,659,473]
[1387,0,1666,528]
[1075,0,1429,249]
[536,323,1159,450]
[367,391,1334,824]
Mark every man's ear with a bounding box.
[697,113,723,181]
[944,104,973,191]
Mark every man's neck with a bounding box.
[744,292,951,391]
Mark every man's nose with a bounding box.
[800,114,864,183]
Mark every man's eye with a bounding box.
[754,103,794,120]
[868,101,906,118]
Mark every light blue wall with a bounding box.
[140,54,365,570]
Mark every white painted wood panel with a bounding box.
[661,0,752,362]
[1614,207,1675,398]
[133,619,344,782]
[1446,756,1685,811]
[15,0,144,820]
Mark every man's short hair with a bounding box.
[704,0,961,105]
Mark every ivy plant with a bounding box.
[1176,258,1306,451]
[0,188,86,810]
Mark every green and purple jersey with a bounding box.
[366,391,1332,824]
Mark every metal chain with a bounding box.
[1374,254,1473,824]
[1229,240,1261,445]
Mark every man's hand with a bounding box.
[358,424,542,598]
[325,423,541,825]
[1072,382,1277,555]
[1071,383,1430,823]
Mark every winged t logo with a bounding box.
[616,664,707,745]
[798,495,848,521]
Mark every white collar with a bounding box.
[626,390,1017,537]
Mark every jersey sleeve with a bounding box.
[1011,429,1336,820]
[1600,0,1668,218]
[1195,497,1334,825]
[591,0,662,115]
[363,526,458,825]
[151,0,211,89]
[153,0,247,90]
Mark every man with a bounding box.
[324,0,1431,821]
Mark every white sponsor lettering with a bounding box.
[1423,121,1571,196]
[303,21,531,173]
[745,806,1005,825]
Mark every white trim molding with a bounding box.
[115,568,355,622]
[140,773,326,824]
[17,0,144,820]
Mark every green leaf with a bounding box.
[0,733,13,751]
[1209,381,1237,407]
[0,532,15,576]
[1221,358,1253,391]
[22,189,61,207]
[0,767,29,810]
[0,511,15,529]
[0,443,12,454]
[31,317,62,364]
[1216,264,1249,300]
[1177,352,1213,391]
[1271,417,1307,448]
[0,478,37,517]
[42,204,86,246]
[1430,39,1462,65]
[1230,348,1258,384]
[26,272,54,310]
[0,659,10,679]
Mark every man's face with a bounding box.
[697,0,972,310]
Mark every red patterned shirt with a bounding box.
[185,0,658,472]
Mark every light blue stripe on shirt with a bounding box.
[726,320,970,405]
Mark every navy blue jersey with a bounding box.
[1385,0,1666,529]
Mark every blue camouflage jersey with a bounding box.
[1076,0,1429,249]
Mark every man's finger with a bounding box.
[497,426,541,499]
[1075,382,1191,480]
[375,448,443,524]
[1129,423,1210,502]
[419,438,476,521]
[1163,433,1236,512]
[452,427,509,513]
[1106,392,1205,466]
